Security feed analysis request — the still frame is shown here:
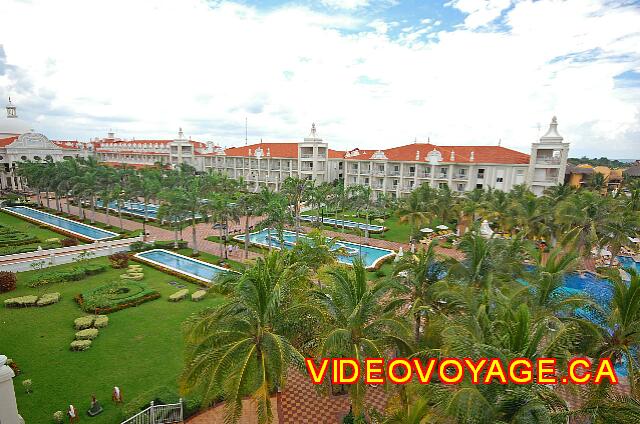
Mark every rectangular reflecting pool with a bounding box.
[134,249,234,283]
[234,228,395,269]
[2,206,118,241]
[300,214,386,233]
[95,200,201,222]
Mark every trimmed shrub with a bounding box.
[169,289,189,302]
[75,328,99,340]
[108,252,130,269]
[61,237,79,247]
[46,237,61,243]
[70,339,92,351]
[78,281,160,313]
[93,315,109,328]
[74,316,95,330]
[53,410,65,424]
[82,264,108,275]
[4,295,38,308]
[191,290,207,301]
[129,241,153,252]
[0,271,17,293]
[0,230,38,247]
[153,240,188,250]
[120,272,144,281]
[28,265,106,288]
[36,292,60,306]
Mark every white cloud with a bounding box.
[321,0,370,10]
[446,0,512,29]
[0,0,639,158]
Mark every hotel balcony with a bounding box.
[300,153,314,158]
[387,171,400,176]
[373,170,386,176]
[536,157,561,165]
[372,183,384,189]
[454,174,468,180]
[418,172,431,178]
[436,173,448,179]
[405,172,416,178]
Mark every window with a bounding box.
[33,156,41,161]
[459,168,466,175]
[394,165,399,172]
[439,183,448,189]
[45,155,52,161]
[364,177,369,184]
[338,162,343,170]
[476,183,483,189]
[20,156,27,161]
[393,179,398,186]
[496,177,504,183]
[457,184,465,191]
[409,166,415,173]
[378,165,384,172]
[517,170,524,176]
[477,168,485,179]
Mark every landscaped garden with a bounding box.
[0,253,226,424]
[0,210,78,256]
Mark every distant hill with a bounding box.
[568,157,637,168]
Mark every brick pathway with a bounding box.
[186,397,279,424]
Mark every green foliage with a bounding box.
[75,328,99,340]
[74,316,95,330]
[28,265,106,288]
[0,229,39,247]
[36,292,61,306]
[108,252,130,268]
[70,339,92,351]
[93,315,109,328]
[79,281,159,313]
[154,240,188,250]
[4,295,39,307]
[0,271,17,293]
[53,410,64,423]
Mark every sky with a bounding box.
[0,0,639,158]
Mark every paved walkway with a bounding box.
[54,199,262,262]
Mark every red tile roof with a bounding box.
[0,136,18,147]
[224,142,299,159]
[340,143,530,164]
[328,149,346,159]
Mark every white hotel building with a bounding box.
[0,98,569,197]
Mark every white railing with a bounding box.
[0,236,143,272]
[121,400,183,424]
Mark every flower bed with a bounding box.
[76,281,160,314]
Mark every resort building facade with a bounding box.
[0,97,574,197]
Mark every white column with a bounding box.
[0,355,24,424]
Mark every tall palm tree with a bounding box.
[397,190,430,243]
[181,251,313,424]
[236,192,259,259]
[133,167,162,237]
[313,259,412,417]
[281,177,312,241]
[393,243,447,343]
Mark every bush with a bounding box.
[191,290,207,301]
[75,328,99,340]
[36,292,60,306]
[129,241,154,252]
[0,230,38,247]
[29,264,107,288]
[82,264,108,275]
[74,316,95,330]
[53,410,65,424]
[22,379,32,393]
[0,271,17,293]
[4,295,38,308]
[70,339,92,351]
[374,269,386,278]
[109,252,130,269]
[46,237,61,243]
[169,289,189,302]
[78,281,160,313]
[120,272,144,281]
[61,237,79,247]
[93,315,109,328]
[153,240,188,250]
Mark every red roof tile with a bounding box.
[0,136,18,147]
[224,142,299,159]
[340,143,530,164]
[328,149,346,159]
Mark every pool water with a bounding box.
[300,214,385,233]
[3,206,118,241]
[235,228,395,269]
[135,249,232,282]
[95,200,201,222]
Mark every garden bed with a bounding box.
[76,281,160,314]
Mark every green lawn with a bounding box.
[0,210,82,256]
[0,255,226,423]
[303,209,412,244]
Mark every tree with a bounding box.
[397,190,431,243]
[313,259,412,417]
[180,251,314,424]
[281,177,312,241]
[236,192,260,259]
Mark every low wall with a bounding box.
[0,236,143,272]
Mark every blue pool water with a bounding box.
[95,200,200,222]
[135,249,232,282]
[3,206,118,241]
[235,228,395,269]
[300,214,386,233]
[618,256,640,273]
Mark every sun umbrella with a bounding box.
[420,228,434,233]
[436,224,449,230]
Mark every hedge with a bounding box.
[0,230,39,247]
[93,315,109,328]
[191,290,207,301]
[4,295,39,307]
[169,289,189,302]
[28,264,107,288]
[77,281,160,314]
[74,316,95,330]
[36,292,60,306]
[70,340,92,351]
[75,328,99,340]
[0,271,17,293]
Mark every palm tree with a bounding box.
[281,177,312,241]
[393,243,447,343]
[180,251,314,424]
[258,187,290,250]
[397,190,430,243]
[236,192,259,259]
[313,259,412,417]
[132,167,162,237]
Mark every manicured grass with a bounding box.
[0,256,226,423]
[303,209,412,244]
[0,211,80,256]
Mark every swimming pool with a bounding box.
[235,228,395,269]
[134,249,234,283]
[95,200,200,222]
[2,206,118,241]
[300,214,386,233]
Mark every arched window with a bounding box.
[45,155,53,161]
[20,155,27,161]
[33,156,41,161]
